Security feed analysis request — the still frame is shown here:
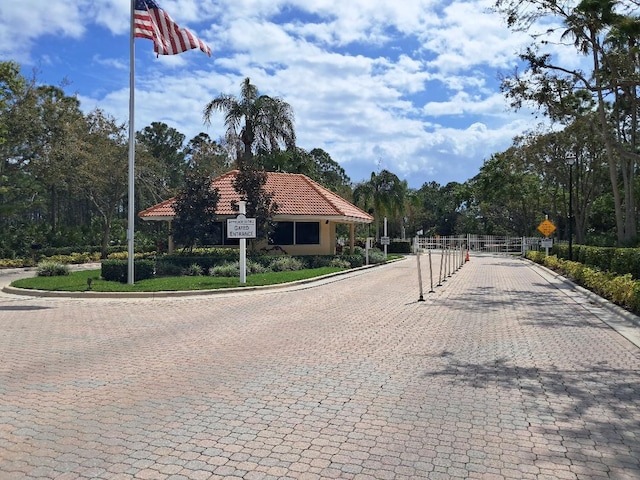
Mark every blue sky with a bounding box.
[1,0,562,189]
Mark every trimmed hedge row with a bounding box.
[101,259,155,282]
[527,251,640,315]
[553,244,640,279]
[100,249,381,282]
[387,241,412,254]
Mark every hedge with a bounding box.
[527,251,640,315]
[553,244,640,279]
[156,249,365,276]
[388,241,412,254]
[101,259,155,283]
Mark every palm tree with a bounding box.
[202,78,296,165]
[353,169,407,240]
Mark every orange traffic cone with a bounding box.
[465,251,470,262]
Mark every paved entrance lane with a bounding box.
[1,255,639,479]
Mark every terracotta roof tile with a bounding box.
[139,170,373,223]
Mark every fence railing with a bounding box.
[413,235,542,255]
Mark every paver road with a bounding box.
[1,254,639,479]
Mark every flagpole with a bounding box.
[127,0,136,284]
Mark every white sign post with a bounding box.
[383,217,388,259]
[226,201,256,284]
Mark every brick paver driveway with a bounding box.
[1,254,639,479]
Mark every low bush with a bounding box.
[185,263,204,276]
[101,259,155,282]
[247,260,269,274]
[155,260,183,277]
[36,261,70,277]
[107,251,157,261]
[367,248,386,264]
[209,259,270,277]
[152,253,231,272]
[526,251,640,315]
[269,256,305,272]
[46,252,101,264]
[341,254,364,268]
[0,258,31,268]
[209,262,240,277]
[553,244,640,279]
[304,255,335,269]
[388,241,411,254]
[329,257,352,268]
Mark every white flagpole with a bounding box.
[127,0,136,284]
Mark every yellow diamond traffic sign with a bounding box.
[537,219,556,237]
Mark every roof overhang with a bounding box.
[141,216,174,222]
[141,214,372,224]
[272,214,372,224]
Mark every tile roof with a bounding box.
[138,170,374,223]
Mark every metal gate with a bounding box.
[414,235,541,255]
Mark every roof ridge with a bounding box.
[301,175,343,215]
[137,197,175,217]
[301,175,372,218]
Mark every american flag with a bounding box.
[134,0,211,56]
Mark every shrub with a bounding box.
[389,241,411,254]
[36,261,70,277]
[304,255,334,269]
[209,262,240,277]
[525,251,640,316]
[153,254,223,272]
[0,258,29,268]
[341,254,364,268]
[269,256,305,272]
[154,260,184,277]
[185,263,204,276]
[101,259,155,282]
[526,251,546,263]
[134,260,155,281]
[247,260,269,274]
[247,255,276,269]
[107,251,156,261]
[29,252,100,266]
[329,257,351,268]
[367,248,386,264]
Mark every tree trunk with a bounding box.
[622,155,637,244]
[592,33,627,245]
[101,213,111,259]
[49,184,58,235]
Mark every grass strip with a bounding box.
[11,267,347,292]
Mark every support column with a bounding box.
[168,220,174,254]
[349,224,355,254]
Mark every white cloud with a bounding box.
[2,0,574,188]
[0,1,89,62]
[423,91,510,117]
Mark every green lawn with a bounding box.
[11,267,347,292]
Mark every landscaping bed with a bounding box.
[526,250,640,316]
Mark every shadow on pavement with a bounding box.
[0,305,52,311]
[422,355,640,473]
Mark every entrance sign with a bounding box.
[229,205,254,284]
[537,219,556,237]
[227,214,256,239]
